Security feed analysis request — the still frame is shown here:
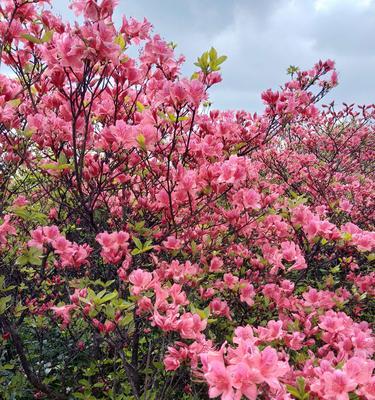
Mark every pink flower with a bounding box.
[339,199,352,212]
[100,0,118,18]
[242,189,261,210]
[162,236,181,250]
[240,283,255,307]
[0,215,16,247]
[203,354,234,400]
[209,256,223,272]
[185,78,206,107]
[103,320,116,334]
[55,33,85,69]
[12,195,29,207]
[319,311,347,335]
[229,362,257,400]
[136,296,153,315]
[152,310,178,331]
[223,273,238,289]
[358,376,375,399]
[256,347,289,389]
[73,289,87,305]
[52,236,70,253]
[344,357,374,385]
[352,232,375,252]
[233,326,256,345]
[261,89,279,105]
[70,0,118,20]
[129,269,153,295]
[43,225,60,242]
[210,298,232,320]
[50,304,76,328]
[322,370,357,400]
[164,356,180,371]
[218,156,247,185]
[178,313,207,339]
[257,320,284,342]
[96,231,130,264]
[121,16,151,44]
[286,332,305,350]
[280,241,297,262]
[305,218,320,239]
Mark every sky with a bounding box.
[50,0,375,111]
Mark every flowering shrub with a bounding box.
[0,1,374,399]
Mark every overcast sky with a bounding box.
[50,0,375,111]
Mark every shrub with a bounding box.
[0,1,374,399]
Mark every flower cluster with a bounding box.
[0,1,373,399]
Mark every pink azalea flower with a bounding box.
[204,355,235,400]
[50,304,76,328]
[129,269,153,295]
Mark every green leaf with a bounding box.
[0,363,14,370]
[195,47,227,73]
[202,51,209,66]
[42,30,53,43]
[209,47,218,61]
[134,221,145,231]
[73,393,87,399]
[29,248,43,266]
[342,232,352,241]
[7,98,21,107]
[21,33,43,44]
[330,265,341,274]
[190,240,197,255]
[136,101,145,112]
[286,385,301,399]
[287,65,300,76]
[18,128,33,138]
[16,247,43,267]
[28,255,42,266]
[97,291,118,304]
[133,237,142,250]
[14,303,27,317]
[40,163,58,170]
[120,312,133,326]
[40,162,72,171]
[96,289,107,299]
[58,152,68,164]
[16,255,29,266]
[94,279,115,288]
[136,134,146,151]
[190,304,209,320]
[286,377,309,400]
[216,55,228,65]
[0,295,11,314]
[296,377,306,393]
[105,304,115,320]
[115,33,126,50]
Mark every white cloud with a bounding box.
[314,0,373,12]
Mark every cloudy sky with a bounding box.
[50,0,375,111]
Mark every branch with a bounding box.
[0,316,68,400]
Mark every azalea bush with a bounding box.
[0,0,374,399]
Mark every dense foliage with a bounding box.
[0,1,374,399]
